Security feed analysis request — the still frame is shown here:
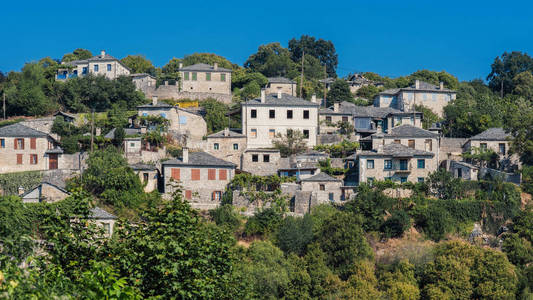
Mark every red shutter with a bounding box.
[16,154,22,165]
[219,169,227,180]
[21,139,24,150]
[191,169,200,181]
[171,168,180,180]
[212,191,216,201]
[208,169,216,180]
[30,138,36,149]
[185,190,192,200]
[14,139,17,150]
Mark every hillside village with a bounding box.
[1,38,533,298]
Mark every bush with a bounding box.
[380,210,411,238]
[275,215,314,255]
[412,205,453,241]
[244,208,283,237]
[209,204,241,232]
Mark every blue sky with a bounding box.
[2,0,532,81]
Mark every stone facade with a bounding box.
[450,161,479,180]
[265,77,297,96]
[300,173,344,203]
[370,125,440,160]
[131,164,159,193]
[131,73,156,91]
[140,83,233,104]
[179,63,232,95]
[241,149,281,176]
[205,128,246,168]
[56,50,130,81]
[21,182,70,203]
[463,128,520,170]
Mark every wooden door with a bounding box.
[49,154,58,169]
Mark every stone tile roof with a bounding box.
[0,123,48,137]
[137,103,174,109]
[207,129,246,138]
[104,128,142,139]
[268,77,296,84]
[244,148,280,153]
[179,63,232,72]
[243,93,319,107]
[450,161,479,169]
[358,143,434,157]
[469,128,510,141]
[130,163,157,171]
[89,207,117,220]
[162,151,236,168]
[129,73,156,79]
[379,81,455,96]
[352,106,403,118]
[301,172,341,182]
[383,124,437,138]
[53,111,77,119]
[21,181,70,198]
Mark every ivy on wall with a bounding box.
[0,171,43,196]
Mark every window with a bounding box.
[191,169,200,180]
[0,139,4,148]
[160,113,166,118]
[192,72,197,81]
[342,116,348,122]
[208,169,216,180]
[82,67,88,75]
[30,154,38,165]
[179,116,187,124]
[394,139,401,144]
[408,139,415,149]
[319,184,325,191]
[400,177,407,183]
[214,143,219,150]
[269,129,275,138]
[219,169,227,180]
[303,110,309,119]
[252,154,259,162]
[367,160,374,169]
[269,109,275,119]
[250,129,257,138]
[185,190,192,200]
[233,143,238,150]
[250,109,257,118]
[263,154,270,162]
[425,139,433,151]
[130,142,135,147]
[325,116,331,123]
[107,64,112,71]
[417,159,425,169]
[220,73,226,82]
[384,160,392,170]
[103,223,111,235]
[212,191,222,201]
[457,168,463,178]
[184,72,189,80]
[94,65,99,72]
[329,193,334,201]
[432,94,437,101]
[480,143,487,151]
[287,110,293,119]
[499,143,506,155]
[367,177,375,184]
[171,168,180,180]
[206,72,211,81]
[15,138,24,150]
[418,177,424,183]
[143,172,149,183]
[16,154,22,165]
[303,130,309,139]
[400,159,408,170]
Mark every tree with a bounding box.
[379,260,420,300]
[244,43,298,78]
[272,129,307,157]
[276,215,314,256]
[120,55,155,74]
[487,51,533,97]
[504,98,533,165]
[410,70,459,90]
[288,35,338,77]
[231,68,268,90]
[415,104,441,129]
[200,99,232,133]
[426,169,464,200]
[512,71,533,99]
[327,79,353,106]
[356,85,381,101]
[241,81,260,100]
[380,210,411,238]
[162,57,182,74]
[62,48,93,63]
[182,53,234,70]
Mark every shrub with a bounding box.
[276,215,314,255]
[380,210,411,238]
[209,204,241,232]
[412,205,453,241]
[244,208,283,237]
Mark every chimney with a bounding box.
[182,147,189,163]
[439,82,444,90]
[377,144,383,153]
[277,87,282,99]
[100,50,106,58]
[140,126,147,134]
[179,62,183,69]
[164,81,168,86]
[415,79,420,89]
[152,95,158,106]
[95,127,101,136]
[260,89,266,103]
[333,102,339,112]
[18,186,24,195]
[213,62,218,70]
[224,127,230,136]
[311,94,317,103]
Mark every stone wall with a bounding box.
[241,150,281,176]
[142,84,232,104]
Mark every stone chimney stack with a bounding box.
[224,127,230,136]
[152,96,158,106]
[415,79,420,89]
[311,94,317,103]
[277,87,282,99]
[95,127,101,136]
[179,62,183,69]
[260,89,266,103]
[333,102,339,112]
[100,50,106,58]
[439,82,444,90]
[213,62,218,70]
[182,147,189,163]
[18,186,25,195]
[140,127,147,134]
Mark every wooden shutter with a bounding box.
[185,190,192,200]
[171,168,180,180]
[208,169,216,180]
[16,154,22,165]
[219,169,227,180]
[20,139,24,150]
[30,138,36,149]
[191,169,200,181]
[14,139,17,150]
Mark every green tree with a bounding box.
[182,53,234,69]
[356,84,382,101]
[379,260,420,300]
[120,55,155,74]
[162,57,182,74]
[62,48,93,63]
[512,71,533,99]
[503,98,533,165]
[380,210,411,238]
[415,104,441,129]
[272,129,307,157]
[244,43,298,78]
[200,99,232,133]
[410,70,459,90]
[487,51,533,96]
[276,214,314,256]
[241,81,260,100]
[327,79,353,106]
[288,35,338,77]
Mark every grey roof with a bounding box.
[89,207,117,220]
[130,163,157,171]
[352,106,403,118]
[358,143,434,157]
[469,128,510,141]
[383,125,437,138]
[45,148,64,154]
[244,148,280,153]
[301,172,341,182]
[268,77,296,84]
[0,123,48,137]
[53,111,77,119]
[137,103,173,109]
[450,161,479,169]
[162,151,236,168]
[379,81,455,96]
[243,93,319,107]
[179,63,232,72]
[21,181,70,198]
[129,73,156,79]
[207,129,246,138]
[104,128,142,139]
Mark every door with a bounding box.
[49,154,58,170]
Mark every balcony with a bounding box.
[384,161,412,173]
[56,74,67,80]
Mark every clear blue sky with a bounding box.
[2,0,532,81]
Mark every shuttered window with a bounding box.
[171,168,180,180]
[219,169,227,180]
[185,190,192,199]
[30,138,36,149]
[208,169,216,180]
[16,154,23,165]
[30,154,38,164]
[191,169,200,180]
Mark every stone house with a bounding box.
[450,161,479,181]
[130,73,157,91]
[462,128,519,169]
[374,80,456,117]
[278,161,320,180]
[242,90,319,149]
[21,181,70,203]
[179,63,232,95]
[357,143,437,184]
[367,125,439,160]
[89,207,117,237]
[300,172,343,203]
[265,77,296,96]
[0,123,64,174]
[320,74,382,94]
[205,128,246,168]
[319,102,355,134]
[162,149,236,210]
[241,148,281,176]
[56,50,130,81]
[130,163,159,193]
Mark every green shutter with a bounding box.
[221,73,226,82]
[184,72,189,80]
[192,72,197,81]
[206,72,211,81]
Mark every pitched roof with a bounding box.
[130,163,157,171]
[352,105,403,118]
[89,207,117,220]
[243,93,319,107]
[268,77,296,84]
[21,181,70,198]
[207,129,246,138]
[0,123,48,137]
[179,63,232,72]
[378,81,455,96]
[469,128,510,141]
[137,103,173,109]
[104,128,142,139]
[162,151,236,168]
[358,143,434,157]
[129,73,156,79]
[383,124,437,138]
[301,172,341,182]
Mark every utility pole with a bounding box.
[300,50,304,98]
[323,64,327,108]
[90,108,95,152]
[2,92,5,120]
[500,79,504,98]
